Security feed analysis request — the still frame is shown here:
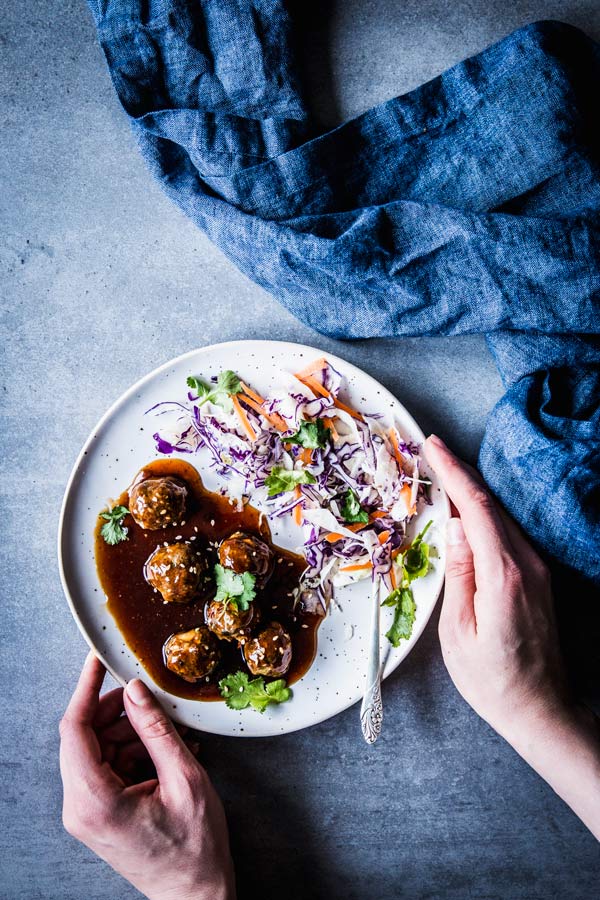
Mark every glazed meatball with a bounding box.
[144,542,206,603]
[218,531,273,584]
[205,598,259,644]
[243,622,292,677]
[164,626,220,682]
[129,476,188,530]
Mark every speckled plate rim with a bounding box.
[58,339,449,737]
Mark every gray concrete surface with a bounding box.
[1,1,599,898]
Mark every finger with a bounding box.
[63,651,106,726]
[439,518,477,639]
[454,456,542,565]
[114,740,156,779]
[94,687,124,729]
[59,653,120,793]
[123,679,200,793]
[100,715,139,745]
[101,714,188,745]
[425,435,513,576]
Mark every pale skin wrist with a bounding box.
[425,434,600,843]
[148,866,236,900]
[501,701,600,839]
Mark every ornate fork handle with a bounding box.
[360,578,383,744]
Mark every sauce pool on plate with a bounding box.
[95,459,323,701]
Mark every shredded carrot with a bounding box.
[294,373,364,422]
[325,522,367,543]
[299,447,313,465]
[389,427,407,475]
[239,393,288,432]
[294,357,330,380]
[400,483,416,515]
[378,530,391,545]
[296,373,330,399]
[232,395,257,442]
[390,563,397,590]
[239,381,265,406]
[293,486,303,526]
[323,416,339,441]
[370,510,389,520]
[339,561,373,573]
[330,396,364,422]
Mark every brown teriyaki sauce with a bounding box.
[95,459,322,701]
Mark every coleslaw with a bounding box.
[147,357,431,627]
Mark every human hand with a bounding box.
[424,433,567,742]
[59,652,236,900]
[425,435,600,840]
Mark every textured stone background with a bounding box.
[1,2,599,898]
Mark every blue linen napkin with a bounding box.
[87,3,599,585]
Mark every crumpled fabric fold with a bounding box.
[87,2,600,583]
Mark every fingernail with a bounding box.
[126,678,151,705]
[427,433,446,448]
[446,518,466,545]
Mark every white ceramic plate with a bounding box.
[58,340,448,737]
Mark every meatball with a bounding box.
[205,598,259,644]
[128,476,188,530]
[164,626,220,682]
[144,542,206,603]
[218,531,273,584]
[243,622,292,677]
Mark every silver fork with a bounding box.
[360,577,383,744]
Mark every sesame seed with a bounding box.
[160,509,167,515]
[288,562,294,567]
[190,535,196,541]
[181,521,186,525]
[175,534,183,540]
[194,526,198,532]
[277,557,283,564]
[210,519,215,526]
[301,624,309,629]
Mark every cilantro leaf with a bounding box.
[219,671,292,713]
[383,587,416,647]
[216,370,242,395]
[100,505,129,545]
[340,489,369,524]
[186,376,212,400]
[404,541,430,581]
[218,672,254,710]
[264,679,291,703]
[284,418,330,449]
[214,564,256,611]
[186,369,242,412]
[381,520,434,646]
[264,466,317,497]
[403,519,433,582]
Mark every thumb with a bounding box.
[439,518,477,640]
[124,679,198,789]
